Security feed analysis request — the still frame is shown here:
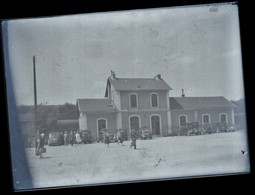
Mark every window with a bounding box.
[130,116,140,130]
[179,115,187,127]
[151,93,158,107]
[130,93,138,108]
[220,113,228,123]
[97,119,107,131]
[202,114,210,124]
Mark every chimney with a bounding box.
[108,102,115,108]
[154,74,162,80]
[181,89,185,97]
[110,70,116,79]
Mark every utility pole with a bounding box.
[33,55,38,136]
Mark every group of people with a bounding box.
[60,130,90,146]
[102,129,124,147]
[103,129,139,149]
[35,128,140,159]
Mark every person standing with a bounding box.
[104,131,110,147]
[75,131,82,145]
[60,131,64,145]
[64,131,68,145]
[117,129,124,146]
[81,131,85,144]
[37,133,46,159]
[130,129,137,149]
[69,131,74,146]
[35,135,40,156]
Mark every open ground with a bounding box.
[25,130,250,189]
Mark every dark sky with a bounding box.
[3,3,244,105]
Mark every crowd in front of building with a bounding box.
[23,71,238,159]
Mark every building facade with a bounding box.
[77,72,235,141]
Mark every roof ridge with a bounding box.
[77,98,110,100]
[57,119,79,120]
[170,96,234,110]
[112,78,158,80]
[170,96,224,98]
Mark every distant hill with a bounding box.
[231,98,246,113]
[18,103,78,120]
[231,98,247,130]
[17,103,79,139]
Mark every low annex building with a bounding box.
[169,96,236,133]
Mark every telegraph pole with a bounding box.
[33,55,38,136]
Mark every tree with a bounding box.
[231,98,246,113]
[17,102,79,137]
[36,104,59,133]
[58,103,78,120]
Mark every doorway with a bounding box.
[151,115,161,135]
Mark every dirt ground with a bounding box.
[25,130,250,189]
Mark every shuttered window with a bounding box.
[179,115,187,127]
[203,114,210,124]
[130,94,138,108]
[98,119,107,131]
[130,116,140,130]
[151,93,158,107]
[220,114,227,123]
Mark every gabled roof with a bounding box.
[77,98,117,114]
[170,96,236,110]
[108,77,172,91]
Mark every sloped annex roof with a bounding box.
[108,77,172,91]
[56,120,79,130]
[77,98,117,114]
[170,96,236,110]
[56,119,79,126]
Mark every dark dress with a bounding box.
[38,136,45,153]
[104,133,110,146]
[39,136,45,147]
[117,131,124,145]
[69,132,74,146]
[130,129,137,149]
[35,137,40,156]
[36,136,45,157]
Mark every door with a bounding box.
[97,119,107,142]
[151,115,160,135]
